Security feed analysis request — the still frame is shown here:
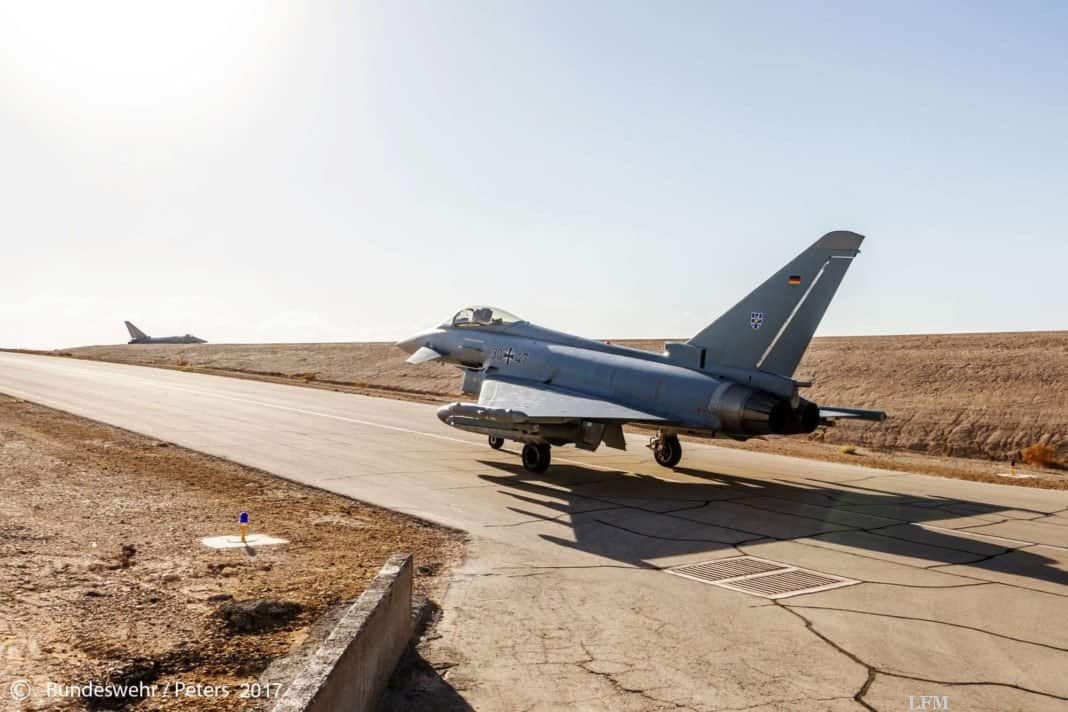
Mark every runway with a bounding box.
[2,351,1067,711]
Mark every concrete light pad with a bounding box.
[201,534,289,549]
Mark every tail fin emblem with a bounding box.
[750,312,765,330]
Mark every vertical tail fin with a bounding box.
[687,231,864,377]
[125,321,148,341]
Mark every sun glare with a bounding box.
[0,1,294,110]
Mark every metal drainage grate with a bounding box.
[671,556,788,582]
[668,556,858,599]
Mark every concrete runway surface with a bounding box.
[2,352,1067,711]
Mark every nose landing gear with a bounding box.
[488,434,505,450]
[650,433,682,468]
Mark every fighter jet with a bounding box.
[124,321,206,345]
[397,231,885,473]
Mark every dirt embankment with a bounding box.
[0,394,464,711]
[58,331,1067,463]
[796,332,1067,461]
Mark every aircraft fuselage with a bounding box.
[399,233,884,472]
[402,324,814,439]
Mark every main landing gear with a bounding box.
[491,435,550,474]
[650,433,682,468]
[521,442,552,473]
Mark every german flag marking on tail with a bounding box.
[788,275,802,285]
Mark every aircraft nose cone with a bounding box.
[395,328,443,355]
[395,335,420,355]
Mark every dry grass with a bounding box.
[1022,442,1059,469]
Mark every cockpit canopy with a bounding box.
[445,306,524,328]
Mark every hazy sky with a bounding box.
[2,1,1066,349]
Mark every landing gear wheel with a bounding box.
[488,434,505,450]
[653,435,682,468]
[521,442,551,473]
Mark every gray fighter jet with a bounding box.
[397,231,885,473]
[124,321,206,344]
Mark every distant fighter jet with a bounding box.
[397,231,885,473]
[124,321,206,345]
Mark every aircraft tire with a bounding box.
[654,435,682,468]
[488,435,505,450]
[521,442,551,473]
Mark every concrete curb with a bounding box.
[272,553,413,712]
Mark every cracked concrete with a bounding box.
[2,351,1068,711]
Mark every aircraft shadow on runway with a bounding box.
[477,460,1068,588]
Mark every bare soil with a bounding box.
[0,395,464,711]
[16,330,1067,486]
